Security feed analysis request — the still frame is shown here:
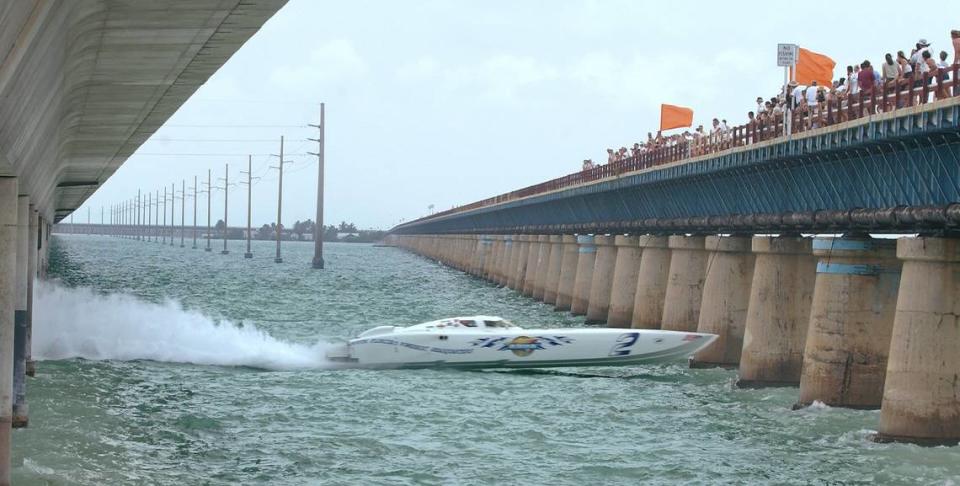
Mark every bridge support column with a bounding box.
[586,235,617,324]
[0,178,16,485]
[737,236,816,387]
[555,235,579,311]
[521,236,541,297]
[12,197,28,429]
[507,235,528,290]
[497,236,513,286]
[483,235,501,282]
[876,237,960,445]
[661,235,708,332]
[543,235,563,304]
[26,209,37,378]
[570,235,596,316]
[797,237,900,409]
[532,235,551,301]
[631,236,670,329]
[691,236,755,368]
[607,236,642,327]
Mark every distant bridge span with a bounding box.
[394,94,960,235]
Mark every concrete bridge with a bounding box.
[390,73,960,445]
[0,1,286,482]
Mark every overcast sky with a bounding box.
[73,0,958,230]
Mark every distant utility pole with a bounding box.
[162,186,168,244]
[240,155,257,259]
[218,163,231,255]
[190,175,198,249]
[180,179,186,248]
[169,182,175,247]
[271,136,291,263]
[155,189,160,243]
[147,192,152,242]
[136,189,141,241]
[204,169,212,252]
[308,102,326,269]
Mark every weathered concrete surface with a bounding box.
[0,0,288,222]
[585,235,616,323]
[542,235,563,304]
[877,237,960,445]
[0,178,16,485]
[532,235,551,301]
[570,235,596,316]
[661,236,707,332]
[521,235,541,297]
[631,236,670,329]
[737,237,816,388]
[797,237,900,409]
[12,197,28,428]
[555,235,579,311]
[691,236,755,368]
[607,235,641,327]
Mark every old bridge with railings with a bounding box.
[388,70,960,446]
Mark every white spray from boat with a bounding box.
[32,281,336,371]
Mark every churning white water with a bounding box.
[32,281,334,370]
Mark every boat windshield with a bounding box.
[483,319,515,328]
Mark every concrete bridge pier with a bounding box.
[554,235,579,311]
[497,236,513,286]
[12,197,29,428]
[607,236,642,328]
[586,235,617,324]
[512,235,532,291]
[543,235,563,304]
[521,236,541,297]
[570,235,597,316]
[876,237,960,445]
[660,235,708,332]
[482,235,500,281]
[506,235,524,290]
[0,178,17,484]
[737,236,816,387]
[691,236,756,368]
[796,237,900,409]
[631,236,671,329]
[26,209,38,378]
[532,235,551,301]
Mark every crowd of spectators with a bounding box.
[582,30,960,172]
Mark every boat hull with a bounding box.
[329,328,717,370]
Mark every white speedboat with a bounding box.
[326,316,717,369]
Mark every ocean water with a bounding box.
[12,234,960,485]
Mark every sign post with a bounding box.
[778,43,798,136]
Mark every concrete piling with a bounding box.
[0,178,16,484]
[543,235,563,305]
[507,235,527,290]
[876,237,960,445]
[586,235,617,324]
[521,235,541,297]
[607,235,642,328]
[631,235,671,329]
[532,235,551,301]
[12,197,28,428]
[25,209,37,377]
[660,235,708,332]
[691,236,755,368]
[555,235,579,311]
[797,236,900,409]
[570,235,596,316]
[737,236,816,387]
[497,235,513,287]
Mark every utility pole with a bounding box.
[155,190,160,243]
[147,192,152,242]
[180,179,186,248]
[240,155,256,259]
[204,169,212,252]
[271,136,290,263]
[190,175,198,249]
[136,189,141,241]
[162,186,168,244]
[170,182,175,247]
[308,103,326,269]
[218,163,231,255]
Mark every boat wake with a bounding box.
[33,282,336,371]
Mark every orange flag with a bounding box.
[795,47,835,87]
[660,104,694,131]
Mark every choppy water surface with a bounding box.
[13,235,960,485]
